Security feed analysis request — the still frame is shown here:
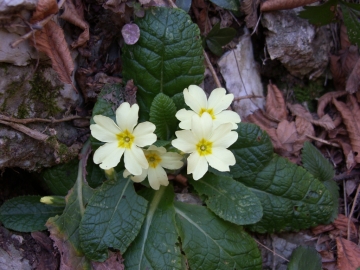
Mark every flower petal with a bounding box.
[133,122,156,147]
[176,109,196,130]
[116,103,139,132]
[211,124,238,148]
[124,146,148,175]
[172,130,197,153]
[187,152,208,180]
[90,124,117,143]
[129,169,148,183]
[184,85,207,113]
[160,152,184,169]
[146,145,166,154]
[208,88,234,114]
[213,110,241,129]
[206,147,235,171]
[93,142,125,169]
[191,113,213,140]
[148,166,168,190]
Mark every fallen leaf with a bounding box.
[331,138,356,170]
[336,237,360,270]
[124,79,137,105]
[30,0,59,23]
[333,214,358,239]
[311,114,335,131]
[260,0,318,12]
[332,95,360,163]
[346,57,360,94]
[242,0,261,29]
[287,103,313,121]
[317,91,347,118]
[340,23,351,49]
[60,0,89,48]
[276,119,298,149]
[91,251,124,270]
[34,20,74,85]
[345,179,357,196]
[295,116,314,137]
[265,83,287,121]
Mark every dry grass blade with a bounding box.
[34,20,74,85]
[336,237,360,269]
[30,0,59,23]
[60,0,89,48]
[332,95,360,163]
[260,0,318,12]
[317,91,347,118]
[265,83,287,121]
[346,58,360,94]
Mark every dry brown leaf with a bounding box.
[124,79,137,105]
[312,114,335,131]
[260,0,318,11]
[328,125,347,139]
[30,0,59,23]
[317,91,347,118]
[295,116,314,137]
[34,20,74,85]
[60,0,89,48]
[336,237,360,270]
[332,95,360,163]
[242,0,261,29]
[333,214,358,239]
[276,120,298,149]
[265,83,287,121]
[340,23,351,50]
[346,57,360,94]
[287,103,312,121]
[331,138,356,170]
[91,252,124,270]
[103,0,126,13]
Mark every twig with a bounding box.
[203,50,221,88]
[0,120,49,141]
[347,182,360,240]
[234,95,264,101]
[306,134,341,148]
[254,238,289,262]
[0,114,89,125]
[251,13,262,36]
[333,170,360,182]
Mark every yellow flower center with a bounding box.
[199,108,215,119]
[145,152,162,168]
[116,130,135,149]
[196,138,213,156]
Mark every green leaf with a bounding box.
[124,185,183,269]
[205,23,236,56]
[340,1,360,46]
[149,93,179,140]
[208,0,239,11]
[0,196,64,232]
[298,0,338,26]
[229,123,274,179]
[86,158,105,188]
[79,173,148,261]
[206,39,223,56]
[46,156,94,269]
[177,0,192,12]
[302,141,334,182]
[153,140,170,147]
[301,141,338,221]
[122,7,204,120]
[41,159,78,196]
[171,92,187,111]
[189,173,263,225]
[241,155,333,233]
[288,246,322,270]
[174,201,262,270]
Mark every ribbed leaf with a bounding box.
[122,7,204,120]
[298,0,338,26]
[340,1,360,46]
[190,173,262,225]
[174,201,262,270]
[149,93,178,140]
[0,196,64,232]
[79,173,148,261]
[288,246,322,270]
[240,155,333,233]
[124,185,183,269]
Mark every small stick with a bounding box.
[0,114,89,125]
[203,50,221,88]
[347,182,360,240]
[306,134,341,148]
[0,120,49,141]
[254,238,289,262]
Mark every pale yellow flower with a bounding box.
[176,85,240,130]
[172,112,237,180]
[90,102,156,175]
[124,145,184,190]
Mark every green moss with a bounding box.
[17,101,29,118]
[293,80,325,112]
[1,76,26,111]
[29,71,61,116]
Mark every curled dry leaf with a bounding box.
[242,0,261,29]
[265,83,287,121]
[60,0,89,48]
[30,0,59,23]
[346,58,360,94]
[336,237,360,270]
[332,95,360,163]
[34,20,74,85]
[260,0,318,12]
[317,91,347,118]
[312,114,335,131]
[331,138,356,170]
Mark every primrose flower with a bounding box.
[124,145,184,190]
[176,85,240,130]
[172,112,237,180]
[90,102,156,175]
